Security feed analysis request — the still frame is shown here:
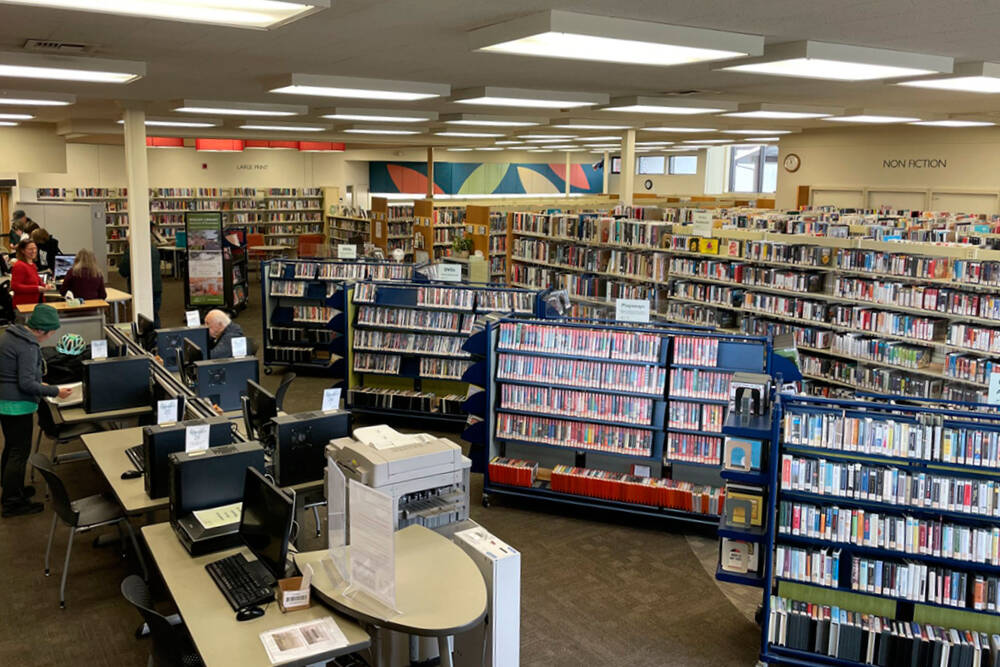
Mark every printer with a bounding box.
[326,425,471,531]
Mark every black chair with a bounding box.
[274,372,297,410]
[30,399,100,483]
[120,575,204,667]
[30,452,147,608]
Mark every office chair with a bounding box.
[30,400,100,483]
[274,372,297,411]
[121,575,205,667]
[30,453,148,609]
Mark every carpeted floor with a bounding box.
[0,271,763,667]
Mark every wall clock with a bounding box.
[783,153,801,173]
[644,179,653,190]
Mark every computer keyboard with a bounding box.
[205,553,276,611]
[125,445,144,473]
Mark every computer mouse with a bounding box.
[236,606,265,622]
[120,470,143,480]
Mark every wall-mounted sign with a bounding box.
[882,158,947,169]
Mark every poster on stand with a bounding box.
[186,212,225,306]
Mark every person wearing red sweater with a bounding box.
[58,249,106,301]
[11,240,49,307]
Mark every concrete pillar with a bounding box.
[620,129,636,206]
[602,151,610,194]
[122,109,153,322]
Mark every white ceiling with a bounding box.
[3,0,1000,146]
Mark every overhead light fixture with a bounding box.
[434,131,505,137]
[583,143,621,148]
[0,121,20,127]
[908,116,996,127]
[195,138,244,152]
[823,110,920,124]
[298,141,345,152]
[495,140,525,145]
[469,10,762,66]
[0,0,328,29]
[0,51,145,83]
[519,133,575,139]
[440,113,544,127]
[117,116,221,128]
[721,129,794,135]
[319,107,438,122]
[601,96,737,114]
[0,112,32,120]
[643,126,717,132]
[527,148,554,152]
[145,136,185,148]
[269,73,449,101]
[173,99,306,116]
[477,147,504,151]
[897,62,1000,93]
[574,135,621,141]
[718,40,952,81]
[447,147,474,151]
[682,138,732,143]
[453,86,607,109]
[0,90,74,106]
[549,119,632,129]
[523,138,567,143]
[636,141,674,145]
[722,102,838,119]
[341,125,423,135]
[240,121,328,131]
[739,136,780,141]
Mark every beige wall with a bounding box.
[0,124,66,178]
[776,125,1000,212]
[608,151,705,197]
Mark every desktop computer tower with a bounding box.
[156,326,208,371]
[143,416,234,499]
[82,357,151,413]
[194,357,258,412]
[453,528,520,667]
[272,410,350,487]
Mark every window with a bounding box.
[669,155,698,175]
[610,156,621,174]
[637,156,666,174]
[727,144,778,193]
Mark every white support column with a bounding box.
[602,151,610,194]
[122,109,153,322]
[426,147,434,200]
[620,129,636,206]
[564,151,571,197]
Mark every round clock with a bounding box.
[644,179,653,191]
[783,153,801,173]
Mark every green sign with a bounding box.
[185,211,224,305]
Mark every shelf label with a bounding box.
[323,387,342,412]
[692,210,713,237]
[990,373,1000,405]
[615,298,650,323]
[185,310,200,327]
[337,244,357,259]
[157,398,179,425]
[437,264,462,282]
[90,339,108,360]
[231,336,247,358]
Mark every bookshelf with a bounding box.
[348,281,546,425]
[758,393,1000,666]
[475,318,780,523]
[261,187,324,249]
[326,207,370,256]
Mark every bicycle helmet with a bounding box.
[56,333,86,356]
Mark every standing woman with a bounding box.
[30,228,61,274]
[11,240,49,307]
[0,304,71,517]
[59,249,106,300]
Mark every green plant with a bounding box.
[452,235,474,254]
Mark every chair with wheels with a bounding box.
[121,575,204,667]
[30,452,148,608]
[274,372,296,410]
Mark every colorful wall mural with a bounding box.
[369,161,604,195]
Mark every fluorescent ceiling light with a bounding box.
[0,112,32,120]
[342,126,422,135]
[718,40,952,81]
[494,140,524,145]
[643,126,716,132]
[636,141,674,145]
[434,131,504,137]
[240,122,328,131]
[270,74,449,101]
[518,133,574,139]
[523,138,566,143]
[469,10,762,67]
[527,149,554,152]
[740,136,780,141]
[0,121,19,126]
[908,118,996,127]
[319,107,437,122]
[477,147,504,151]
[584,144,621,148]
[722,102,837,119]
[453,86,607,109]
[446,147,474,151]
[0,51,145,83]
[682,138,732,143]
[0,0,328,29]
[440,113,543,127]
[0,90,74,106]
[173,99,306,116]
[549,119,632,129]
[896,62,1000,93]
[721,129,794,135]
[823,110,919,124]
[576,135,621,141]
[601,96,736,114]
[117,117,220,128]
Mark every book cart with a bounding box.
[347,280,550,426]
[755,393,1000,666]
[471,317,795,523]
[260,259,417,384]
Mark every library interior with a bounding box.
[6,2,1000,666]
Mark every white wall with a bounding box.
[0,124,66,178]
[608,151,706,196]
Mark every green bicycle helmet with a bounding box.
[56,333,86,356]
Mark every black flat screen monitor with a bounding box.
[155,326,208,372]
[239,467,294,579]
[180,337,204,387]
[243,379,277,442]
[134,313,157,352]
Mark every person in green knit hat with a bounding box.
[0,304,71,517]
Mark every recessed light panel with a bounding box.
[0,51,145,83]
[897,62,1000,93]
[722,102,838,119]
[440,113,544,127]
[174,99,307,116]
[0,90,74,106]
[643,126,717,132]
[270,74,449,101]
[318,107,438,122]
[823,111,920,124]
[602,96,736,114]
[341,125,423,135]
[435,131,505,137]
[720,129,794,135]
[908,119,996,127]
[453,86,608,109]
[240,121,328,131]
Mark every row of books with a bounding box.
[497,322,663,363]
[744,292,829,323]
[267,346,317,363]
[781,454,1000,517]
[800,354,945,397]
[348,387,464,415]
[833,308,944,342]
[778,499,1000,566]
[831,333,931,369]
[357,306,474,335]
[268,326,334,345]
[743,266,825,293]
[851,554,993,611]
[291,305,338,324]
[767,594,998,667]
[669,257,744,283]
[416,287,475,311]
[265,199,322,210]
[743,316,832,349]
[670,280,740,308]
[784,411,1000,468]
[834,277,1000,322]
[419,357,472,380]
[954,260,1000,287]
[495,412,655,458]
[668,402,724,432]
[150,200,223,211]
[673,335,720,366]
[496,353,667,395]
[267,187,322,197]
[269,280,306,297]
[353,352,400,374]
[487,457,538,488]
[774,543,840,587]
[549,464,723,514]
[664,302,728,329]
[354,330,469,358]
[667,432,722,465]
[946,353,998,384]
[509,263,554,289]
[948,323,1000,354]
[499,384,656,425]
[669,368,731,401]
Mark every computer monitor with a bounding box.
[133,313,157,352]
[54,254,75,280]
[155,326,208,372]
[239,467,295,579]
[143,416,234,499]
[180,336,204,388]
[272,410,351,487]
[243,379,277,442]
[195,358,257,411]
[82,357,151,413]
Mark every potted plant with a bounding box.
[451,235,474,258]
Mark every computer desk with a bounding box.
[295,525,487,667]
[105,287,132,323]
[52,403,152,426]
[142,522,370,667]
[81,427,167,517]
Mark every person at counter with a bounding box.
[59,249,106,301]
[30,228,61,275]
[205,309,256,359]
[11,240,51,307]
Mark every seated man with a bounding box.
[204,309,256,359]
